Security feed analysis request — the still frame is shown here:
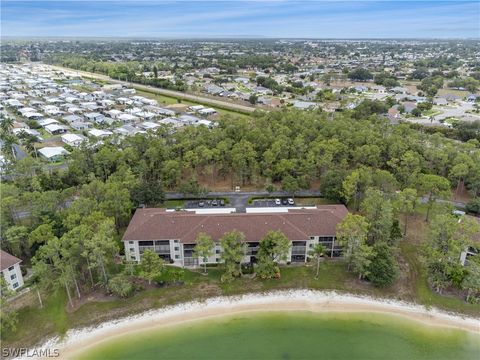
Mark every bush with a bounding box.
[466,198,480,214]
[154,266,185,285]
[107,274,135,298]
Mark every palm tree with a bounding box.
[309,243,326,279]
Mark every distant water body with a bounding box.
[75,311,479,360]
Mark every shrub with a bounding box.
[466,198,480,214]
[107,274,134,298]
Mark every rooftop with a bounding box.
[1,250,22,271]
[123,205,348,243]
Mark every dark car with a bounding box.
[198,201,205,207]
[212,199,218,206]
[206,200,212,206]
[281,198,288,205]
[220,199,225,206]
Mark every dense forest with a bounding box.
[2,110,480,334]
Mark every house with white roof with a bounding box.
[198,108,217,116]
[38,118,59,127]
[61,133,85,147]
[139,121,161,131]
[45,124,68,135]
[88,129,113,138]
[106,109,123,119]
[118,113,139,123]
[71,121,92,131]
[38,146,69,161]
[63,114,83,124]
[114,124,139,137]
[85,112,105,123]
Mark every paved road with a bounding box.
[47,65,257,114]
[13,144,27,161]
[420,196,467,210]
[166,190,322,212]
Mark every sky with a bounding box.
[1,1,479,39]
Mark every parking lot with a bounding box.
[252,198,295,207]
[185,198,226,209]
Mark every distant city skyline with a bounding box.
[1,1,479,39]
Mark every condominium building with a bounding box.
[1,250,24,291]
[122,205,348,268]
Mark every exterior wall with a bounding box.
[2,263,24,291]
[124,236,341,268]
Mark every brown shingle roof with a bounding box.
[123,205,348,243]
[1,250,22,271]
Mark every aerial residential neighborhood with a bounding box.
[0,1,479,359]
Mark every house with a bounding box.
[45,124,68,135]
[38,118,59,127]
[118,113,139,123]
[1,250,24,291]
[114,124,139,137]
[122,205,348,266]
[38,146,69,161]
[466,94,478,103]
[85,112,105,123]
[13,128,42,140]
[106,109,123,119]
[71,121,92,131]
[139,121,160,131]
[88,129,113,138]
[61,133,85,147]
[198,108,217,116]
[292,100,317,110]
[63,114,83,124]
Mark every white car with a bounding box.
[275,198,281,206]
[288,198,295,205]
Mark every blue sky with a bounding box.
[1,1,479,38]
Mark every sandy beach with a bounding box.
[28,290,479,359]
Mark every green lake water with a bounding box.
[75,311,479,360]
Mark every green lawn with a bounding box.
[423,109,442,117]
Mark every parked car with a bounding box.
[198,201,205,207]
[281,198,288,205]
[206,200,212,206]
[212,199,218,206]
[288,198,295,205]
[275,198,281,205]
[220,199,225,206]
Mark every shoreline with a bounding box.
[28,290,480,359]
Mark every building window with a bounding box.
[13,282,19,289]
[130,248,135,253]
[174,240,179,243]
[8,266,14,271]
[174,247,179,251]
[216,249,221,254]
[310,236,315,240]
[175,255,180,259]
[10,274,16,280]
[129,241,134,245]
